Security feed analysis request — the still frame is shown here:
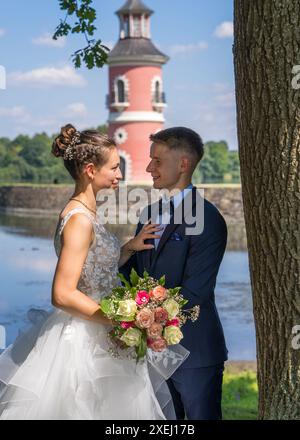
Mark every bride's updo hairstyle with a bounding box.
[52,124,117,180]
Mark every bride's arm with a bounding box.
[118,222,163,268]
[51,214,112,325]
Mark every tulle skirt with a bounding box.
[0,309,182,420]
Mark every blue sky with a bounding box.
[0,0,237,149]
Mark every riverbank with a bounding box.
[0,184,246,250]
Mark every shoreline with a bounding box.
[225,360,257,373]
[0,183,247,251]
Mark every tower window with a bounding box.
[117,80,125,103]
[119,156,126,181]
[124,16,129,38]
[155,81,161,102]
[133,16,142,37]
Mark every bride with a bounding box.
[0,124,187,420]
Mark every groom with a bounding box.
[120,127,228,420]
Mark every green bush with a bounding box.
[0,125,107,184]
[193,141,241,184]
[0,129,241,185]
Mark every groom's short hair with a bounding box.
[150,127,204,170]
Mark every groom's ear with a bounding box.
[180,156,191,173]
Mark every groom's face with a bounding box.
[146,142,182,190]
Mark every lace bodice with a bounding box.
[54,207,121,301]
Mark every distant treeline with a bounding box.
[0,126,240,184]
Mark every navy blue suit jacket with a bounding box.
[120,187,228,368]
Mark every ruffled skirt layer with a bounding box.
[0,309,174,420]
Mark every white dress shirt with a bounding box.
[154,183,194,250]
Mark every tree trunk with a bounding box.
[234,0,300,419]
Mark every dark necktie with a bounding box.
[149,198,175,266]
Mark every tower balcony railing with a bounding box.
[152,92,167,112]
[106,93,130,112]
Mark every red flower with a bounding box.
[166,318,180,327]
[154,307,169,324]
[135,290,150,306]
[120,322,135,329]
[147,336,168,352]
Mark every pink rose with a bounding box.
[121,322,135,329]
[166,318,180,327]
[149,286,168,302]
[135,290,150,306]
[135,308,155,329]
[154,307,169,324]
[147,337,168,352]
[146,322,163,339]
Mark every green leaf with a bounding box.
[100,299,113,316]
[72,24,82,34]
[168,287,182,296]
[130,268,139,287]
[143,271,149,279]
[72,53,81,68]
[130,287,138,300]
[111,287,126,298]
[136,332,147,361]
[117,273,131,289]
[158,275,166,286]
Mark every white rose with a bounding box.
[162,299,180,319]
[117,300,137,320]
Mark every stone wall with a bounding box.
[0,184,247,250]
[0,185,74,213]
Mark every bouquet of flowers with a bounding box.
[99,269,200,361]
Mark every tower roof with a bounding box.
[116,0,154,16]
[108,38,169,65]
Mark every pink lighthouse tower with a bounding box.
[107,0,169,183]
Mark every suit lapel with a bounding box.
[150,222,178,270]
[143,239,153,273]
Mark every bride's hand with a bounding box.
[127,222,163,253]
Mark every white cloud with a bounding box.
[9,66,87,88]
[165,82,238,149]
[0,106,30,122]
[212,82,232,93]
[32,32,66,48]
[65,102,88,117]
[32,113,89,134]
[169,41,208,56]
[215,21,234,39]
[214,92,235,107]
[193,102,237,149]
[0,28,5,37]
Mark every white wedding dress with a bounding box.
[0,208,188,420]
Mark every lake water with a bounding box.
[0,211,256,360]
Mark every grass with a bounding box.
[222,370,258,420]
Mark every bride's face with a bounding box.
[93,147,123,190]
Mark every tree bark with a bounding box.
[234,0,300,419]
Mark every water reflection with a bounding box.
[0,211,256,360]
